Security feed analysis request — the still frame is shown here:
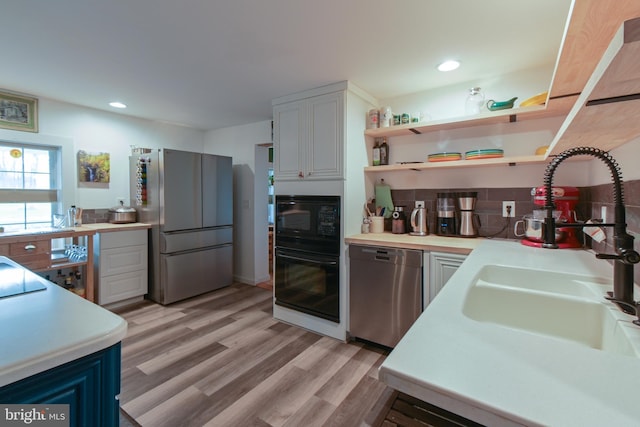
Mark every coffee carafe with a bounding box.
[409,201,428,236]
[458,192,480,237]
[436,192,457,236]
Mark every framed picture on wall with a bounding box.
[78,150,110,188]
[0,90,39,132]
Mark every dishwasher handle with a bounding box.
[359,247,402,262]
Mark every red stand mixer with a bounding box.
[520,186,582,249]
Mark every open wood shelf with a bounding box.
[364,102,574,138]
[364,155,548,173]
[550,16,640,154]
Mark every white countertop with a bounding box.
[81,222,151,232]
[345,232,482,254]
[0,222,151,239]
[379,240,640,427]
[0,256,127,387]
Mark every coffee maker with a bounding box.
[458,192,480,237]
[522,186,582,248]
[436,193,457,236]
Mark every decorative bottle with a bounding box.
[372,139,381,166]
[465,87,485,115]
[379,137,389,165]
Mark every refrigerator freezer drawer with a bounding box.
[160,227,232,253]
[159,244,232,304]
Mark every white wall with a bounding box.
[204,120,272,286]
[0,97,206,211]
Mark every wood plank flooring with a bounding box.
[113,283,394,427]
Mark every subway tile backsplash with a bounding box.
[391,179,640,284]
[78,208,111,224]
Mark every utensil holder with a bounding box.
[370,216,384,233]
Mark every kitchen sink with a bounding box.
[462,265,638,357]
[471,264,610,297]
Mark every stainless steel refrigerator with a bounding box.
[130,149,233,305]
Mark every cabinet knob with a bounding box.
[24,243,36,251]
[298,171,304,178]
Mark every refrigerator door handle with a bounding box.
[163,242,232,256]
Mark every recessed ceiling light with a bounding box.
[437,60,460,72]
[109,101,127,109]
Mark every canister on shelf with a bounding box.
[367,109,380,129]
[380,106,392,128]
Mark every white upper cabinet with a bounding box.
[273,99,306,180]
[273,88,344,181]
[307,92,344,179]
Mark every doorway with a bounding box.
[256,143,274,290]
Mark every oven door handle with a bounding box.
[277,252,338,266]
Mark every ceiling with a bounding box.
[1,0,573,131]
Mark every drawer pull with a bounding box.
[24,244,37,251]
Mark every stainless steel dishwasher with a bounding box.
[349,245,423,348]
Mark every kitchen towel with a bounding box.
[375,180,394,219]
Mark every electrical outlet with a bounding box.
[502,201,515,217]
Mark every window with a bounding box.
[0,141,62,232]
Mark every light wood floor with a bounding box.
[114,283,394,427]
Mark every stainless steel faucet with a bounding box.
[541,147,640,317]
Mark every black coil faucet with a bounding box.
[542,146,640,311]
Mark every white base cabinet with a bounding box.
[94,229,148,306]
[423,251,467,310]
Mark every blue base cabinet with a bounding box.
[0,343,121,427]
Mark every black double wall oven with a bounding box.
[274,195,340,323]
